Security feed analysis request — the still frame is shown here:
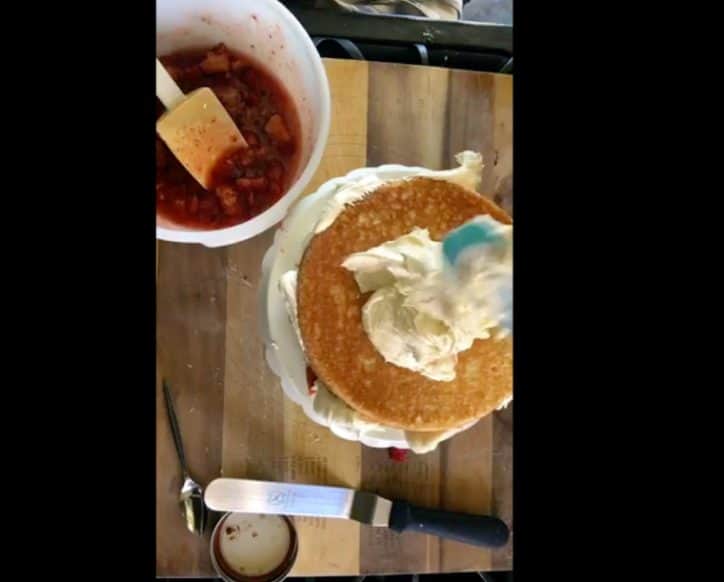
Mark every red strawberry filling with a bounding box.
[388,447,409,462]
[306,366,318,396]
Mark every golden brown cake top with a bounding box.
[297,177,512,431]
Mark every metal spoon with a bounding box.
[163,379,207,535]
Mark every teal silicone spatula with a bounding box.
[442,220,502,266]
[442,220,512,331]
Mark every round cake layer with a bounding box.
[297,177,512,431]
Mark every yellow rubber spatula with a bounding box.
[156,58,247,189]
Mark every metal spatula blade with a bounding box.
[204,478,391,526]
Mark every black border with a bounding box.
[513,1,641,577]
[20,1,157,577]
[19,1,640,579]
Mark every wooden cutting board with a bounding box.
[156,58,513,577]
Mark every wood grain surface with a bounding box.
[156,59,513,577]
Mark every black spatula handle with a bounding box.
[389,501,510,548]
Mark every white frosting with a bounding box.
[314,174,387,233]
[343,217,512,381]
[279,270,304,349]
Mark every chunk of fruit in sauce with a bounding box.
[200,51,230,74]
[265,114,292,144]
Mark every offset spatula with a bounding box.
[205,478,509,548]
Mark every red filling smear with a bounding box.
[388,447,409,462]
[306,366,318,395]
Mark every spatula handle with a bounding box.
[156,58,185,110]
[389,501,510,548]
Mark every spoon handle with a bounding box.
[163,379,190,478]
[156,58,185,110]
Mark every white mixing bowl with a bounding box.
[156,0,331,247]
